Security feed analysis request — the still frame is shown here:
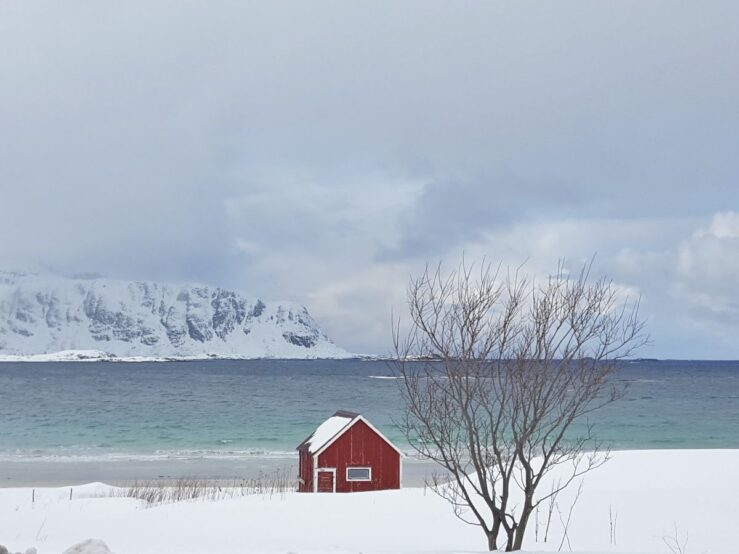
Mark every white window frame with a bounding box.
[345,466,372,482]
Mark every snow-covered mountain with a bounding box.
[0,271,352,360]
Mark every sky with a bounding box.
[1,1,738,358]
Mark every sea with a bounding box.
[0,359,738,484]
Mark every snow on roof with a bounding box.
[300,411,359,454]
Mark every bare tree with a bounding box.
[392,258,647,551]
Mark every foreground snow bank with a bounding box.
[0,545,36,554]
[1,450,737,554]
[61,540,112,554]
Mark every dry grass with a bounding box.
[105,467,296,506]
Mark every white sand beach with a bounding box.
[1,449,737,554]
[0,457,437,489]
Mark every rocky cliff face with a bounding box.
[0,271,351,359]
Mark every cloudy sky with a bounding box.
[1,1,738,358]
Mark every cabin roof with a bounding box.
[297,410,359,454]
[296,410,404,457]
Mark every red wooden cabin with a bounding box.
[297,410,403,493]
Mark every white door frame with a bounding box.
[315,467,337,493]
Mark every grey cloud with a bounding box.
[377,175,587,261]
[0,1,738,355]
[673,213,739,324]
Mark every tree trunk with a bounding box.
[511,507,533,551]
[504,532,514,551]
[503,523,517,551]
[487,516,501,551]
[492,516,501,545]
[487,531,496,551]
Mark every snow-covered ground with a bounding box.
[1,450,736,554]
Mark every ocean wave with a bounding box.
[0,448,299,463]
[368,375,398,380]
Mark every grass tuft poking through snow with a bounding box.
[103,472,296,506]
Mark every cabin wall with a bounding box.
[317,419,400,492]
[298,449,314,492]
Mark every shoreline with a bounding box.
[0,455,441,488]
[2,447,736,489]
[6,350,736,364]
[0,351,370,363]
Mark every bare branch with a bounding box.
[391,257,646,551]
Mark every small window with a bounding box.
[346,467,371,481]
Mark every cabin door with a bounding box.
[316,469,336,492]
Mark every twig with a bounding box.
[662,523,689,554]
[557,481,584,552]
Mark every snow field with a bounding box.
[1,450,737,553]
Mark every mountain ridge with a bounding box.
[0,271,352,359]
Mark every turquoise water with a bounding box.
[0,359,738,462]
